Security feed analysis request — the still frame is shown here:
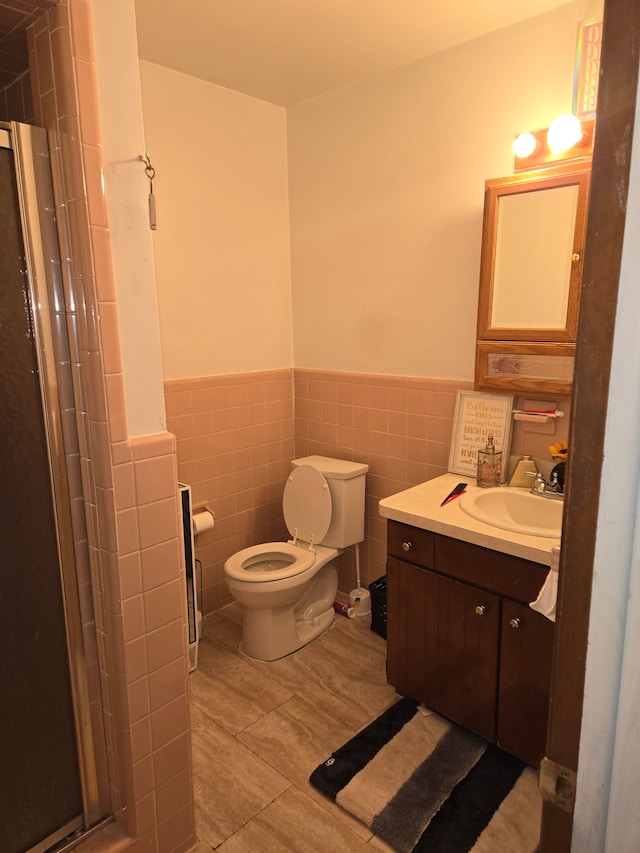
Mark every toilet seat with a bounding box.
[224,467,338,585]
[224,542,315,583]
[224,542,340,583]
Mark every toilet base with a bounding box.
[240,564,338,661]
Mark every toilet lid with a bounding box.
[283,464,332,545]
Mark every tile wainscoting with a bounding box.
[166,368,474,613]
[165,370,295,615]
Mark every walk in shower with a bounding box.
[0,122,110,852]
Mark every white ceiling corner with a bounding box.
[134,0,576,107]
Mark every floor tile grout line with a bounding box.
[192,606,395,850]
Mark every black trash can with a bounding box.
[369,575,387,639]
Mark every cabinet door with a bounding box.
[497,600,554,766]
[387,557,500,741]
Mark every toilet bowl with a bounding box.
[223,456,368,661]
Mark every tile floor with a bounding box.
[187,604,399,852]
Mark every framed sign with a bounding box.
[448,391,514,478]
[573,19,602,119]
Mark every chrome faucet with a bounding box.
[530,472,564,500]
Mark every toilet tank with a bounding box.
[291,455,368,549]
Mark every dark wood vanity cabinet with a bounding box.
[386,520,554,767]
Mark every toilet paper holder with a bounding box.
[192,503,215,536]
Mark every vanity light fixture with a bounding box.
[547,114,584,154]
[512,131,539,159]
[513,115,594,171]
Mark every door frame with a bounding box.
[540,0,640,848]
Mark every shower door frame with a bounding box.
[3,120,110,849]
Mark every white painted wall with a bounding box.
[287,4,585,380]
[138,62,293,380]
[91,0,167,435]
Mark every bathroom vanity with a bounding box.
[380,474,560,767]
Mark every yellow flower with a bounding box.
[549,441,568,460]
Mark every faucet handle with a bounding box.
[531,473,547,494]
[547,471,564,494]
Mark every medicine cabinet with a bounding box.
[474,164,590,395]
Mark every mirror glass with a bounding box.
[492,184,579,328]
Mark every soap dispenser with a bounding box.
[477,434,502,488]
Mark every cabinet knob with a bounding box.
[474,605,486,616]
[509,618,521,629]
[401,541,413,552]
[571,252,581,263]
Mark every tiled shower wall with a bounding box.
[0,70,34,122]
[167,368,474,611]
[28,2,195,851]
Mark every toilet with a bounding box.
[223,455,368,661]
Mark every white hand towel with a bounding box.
[530,546,560,622]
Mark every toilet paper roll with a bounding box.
[192,509,215,536]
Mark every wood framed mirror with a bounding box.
[475,163,590,394]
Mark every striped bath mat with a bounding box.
[310,699,541,852]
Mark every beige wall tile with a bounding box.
[50,24,76,117]
[58,114,85,200]
[117,507,140,557]
[152,733,192,792]
[83,143,108,226]
[143,579,184,634]
[75,60,101,145]
[90,225,116,301]
[145,619,185,673]
[69,0,94,64]
[155,768,192,825]
[134,455,177,506]
[131,716,152,764]
[122,595,145,642]
[124,637,148,684]
[150,694,189,751]
[140,539,182,592]
[127,677,151,725]
[157,804,195,853]
[148,658,188,714]
[137,498,179,550]
[105,373,128,443]
[119,552,142,600]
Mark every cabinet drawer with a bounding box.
[435,535,549,603]
[387,521,435,568]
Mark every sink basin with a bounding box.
[459,488,563,538]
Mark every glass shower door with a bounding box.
[0,129,89,851]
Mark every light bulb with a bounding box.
[547,114,583,154]
[513,132,538,159]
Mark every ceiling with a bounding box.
[0,0,56,89]
[134,0,575,107]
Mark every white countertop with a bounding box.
[379,473,560,567]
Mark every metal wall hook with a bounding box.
[138,153,157,229]
[138,152,156,180]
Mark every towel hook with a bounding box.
[138,153,157,229]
